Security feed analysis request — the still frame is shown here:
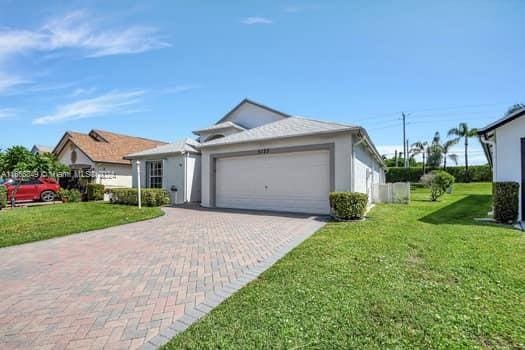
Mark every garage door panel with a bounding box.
[215,150,330,214]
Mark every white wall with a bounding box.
[94,163,132,188]
[353,142,384,202]
[200,132,354,207]
[494,116,525,220]
[224,102,287,129]
[130,153,201,205]
[56,142,93,167]
[199,127,242,142]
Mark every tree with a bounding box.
[448,123,478,182]
[0,146,68,179]
[426,132,443,168]
[441,139,459,169]
[504,103,525,116]
[410,141,428,173]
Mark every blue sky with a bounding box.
[0,0,523,165]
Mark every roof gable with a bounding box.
[215,99,290,129]
[125,138,200,158]
[53,129,167,165]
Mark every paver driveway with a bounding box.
[0,206,325,350]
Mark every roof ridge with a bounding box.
[91,129,168,144]
[291,115,358,128]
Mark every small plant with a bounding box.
[58,189,81,203]
[421,170,455,201]
[493,182,519,224]
[329,192,368,220]
[87,183,104,201]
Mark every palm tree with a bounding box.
[448,123,478,182]
[410,141,428,174]
[427,132,443,168]
[441,139,459,169]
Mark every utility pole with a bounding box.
[402,112,408,168]
[406,139,409,166]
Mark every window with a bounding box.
[146,161,163,188]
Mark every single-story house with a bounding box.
[478,107,525,222]
[126,99,385,214]
[53,129,166,188]
[31,145,52,155]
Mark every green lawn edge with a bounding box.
[0,202,164,248]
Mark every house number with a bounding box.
[257,148,270,154]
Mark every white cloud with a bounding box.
[0,108,16,119]
[0,10,170,94]
[161,85,199,94]
[241,17,273,25]
[71,87,96,96]
[33,90,144,125]
[0,73,28,92]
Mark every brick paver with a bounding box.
[0,206,325,349]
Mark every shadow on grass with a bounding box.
[419,195,492,225]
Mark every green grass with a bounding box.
[165,183,525,349]
[0,202,163,248]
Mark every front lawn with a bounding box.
[0,202,164,248]
[165,183,525,349]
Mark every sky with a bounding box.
[0,0,524,165]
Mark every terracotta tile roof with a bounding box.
[54,129,167,165]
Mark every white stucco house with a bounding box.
[478,107,525,222]
[125,99,385,214]
[53,129,166,188]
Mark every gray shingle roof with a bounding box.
[193,121,245,135]
[125,138,200,158]
[201,116,359,147]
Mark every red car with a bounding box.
[3,178,61,203]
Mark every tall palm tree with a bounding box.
[448,123,478,181]
[427,131,443,168]
[410,141,428,174]
[441,139,459,169]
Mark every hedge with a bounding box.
[386,165,491,183]
[493,182,519,223]
[110,188,170,207]
[329,192,368,220]
[0,186,6,209]
[57,189,81,203]
[87,183,104,201]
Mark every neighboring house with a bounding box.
[126,99,385,214]
[478,107,525,222]
[53,129,166,188]
[31,145,52,155]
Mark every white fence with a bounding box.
[373,182,410,204]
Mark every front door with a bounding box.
[521,138,525,221]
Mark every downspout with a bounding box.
[352,134,366,192]
[183,152,188,203]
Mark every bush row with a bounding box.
[87,183,104,201]
[110,188,170,207]
[0,186,6,209]
[58,189,81,202]
[493,182,519,224]
[329,192,368,220]
[386,165,491,183]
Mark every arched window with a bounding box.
[204,134,225,142]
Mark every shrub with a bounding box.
[87,183,104,201]
[110,188,170,207]
[493,182,519,223]
[386,165,492,183]
[421,170,455,201]
[58,189,81,203]
[0,186,6,209]
[329,192,368,220]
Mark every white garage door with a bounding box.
[215,150,330,214]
